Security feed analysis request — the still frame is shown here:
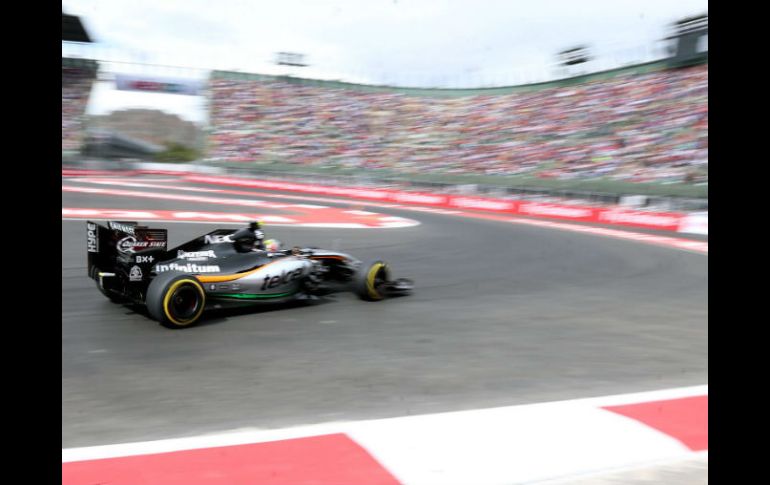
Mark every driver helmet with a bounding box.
[264,239,282,252]
[232,221,265,252]
[233,232,257,253]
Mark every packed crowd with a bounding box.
[209,64,707,184]
[62,64,97,151]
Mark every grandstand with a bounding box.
[207,59,707,196]
[62,58,98,154]
[61,10,706,203]
[62,13,97,157]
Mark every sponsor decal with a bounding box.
[338,189,390,199]
[393,193,447,204]
[218,284,230,290]
[261,268,305,290]
[518,203,594,219]
[449,197,515,211]
[177,250,217,260]
[678,213,709,235]
[129,265,143,281]
[155,263,221,273]
[135,241,165,249]
[230,283,241,291]
[109,221,136,235]
[114,74,203,96]
[136,255,155,264]
[598,210,681,227]
[87,223,98,253]
[118,236,165,254]
[204,234,233,244]
[118,236,137,253]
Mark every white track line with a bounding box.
[63,179,706,253]
[63,385,706,485]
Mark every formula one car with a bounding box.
[86,220,413,328]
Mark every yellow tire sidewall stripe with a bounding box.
[366,263,386,300]
[163,278,206,326]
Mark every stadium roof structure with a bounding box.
[212,58,685,98]
[62,12,92,42]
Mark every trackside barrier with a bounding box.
[183,175,708,235]
[62,163,223,178]
[132,162,223,174]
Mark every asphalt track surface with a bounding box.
[62,176,708,448]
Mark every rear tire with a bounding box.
[355,261,391,301]
[146,272,207,329]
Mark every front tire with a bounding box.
[355,261,391,301]
[146,273,206,329]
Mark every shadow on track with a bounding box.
[120,296,339,329]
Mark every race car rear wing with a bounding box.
[86,220,168,277]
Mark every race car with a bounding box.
[86,220,413,328]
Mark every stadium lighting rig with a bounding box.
[275,52,308,67]
[62,11,92,43]
[664,13,707,67]
[557,46,592,66]
[671,14,708,36]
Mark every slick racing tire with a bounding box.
[146,272,206,329]
[355,261,390,301]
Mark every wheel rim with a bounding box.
[170,286,201,320]
[163,279,205,326]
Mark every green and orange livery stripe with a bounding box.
[211,292,295,300]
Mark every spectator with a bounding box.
[208,64,707,185]
[62,62,97,152]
